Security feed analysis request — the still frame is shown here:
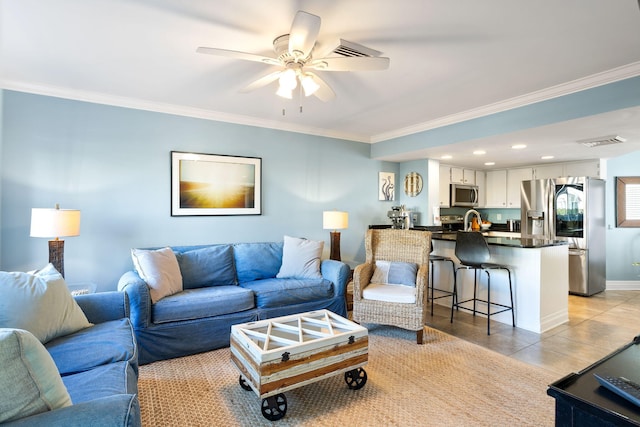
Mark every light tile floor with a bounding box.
[425,290,640,378]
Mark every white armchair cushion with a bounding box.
[362,283,416,304]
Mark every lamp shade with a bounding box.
[323,211,348,230]
[30,207,81,238]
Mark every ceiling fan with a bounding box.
[196,10,390,101]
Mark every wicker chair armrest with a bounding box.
[352,263,374,300]
[415,264,429,306]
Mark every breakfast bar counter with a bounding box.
[431,232,569,334]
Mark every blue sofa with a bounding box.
[4,292,140,427]
[118,241,350,364]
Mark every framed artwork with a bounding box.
[171,151,262,216]
[379,172,395,201]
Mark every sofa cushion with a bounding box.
[240,278,333,308]
[276,236,324,279]
[46,318,137,376]
[176,245,236,288]
[234,242,283,283]
[0,264,92,344]
[152,286,255,324]
[61,361,138,404]
[0,328,72,423]
[371,260,418,287]
[131,247,183,303]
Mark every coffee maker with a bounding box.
[388,205,416,229]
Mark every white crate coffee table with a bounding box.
[230,309,368,421]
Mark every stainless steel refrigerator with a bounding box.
[521,177,606,296]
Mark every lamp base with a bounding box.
[48,239,65,278]
[329,231,341,261]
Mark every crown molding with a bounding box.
[369,61,640,143]
[0,80,370,143]
[3,62,639,146]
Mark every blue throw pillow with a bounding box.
[176,245,236,288]
[370,261,418,287]
[234,242,284,283]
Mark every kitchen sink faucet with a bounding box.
[464,209,482,231]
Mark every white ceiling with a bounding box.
[2,0,640,169]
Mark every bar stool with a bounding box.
[429,242,457,320]
[453,231,515,335]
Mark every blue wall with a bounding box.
[2,88,640,289]
[606,151,640,281]
[0,91,398,290]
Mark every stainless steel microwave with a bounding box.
[450,183,479,207]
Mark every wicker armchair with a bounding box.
[352,228,431,344]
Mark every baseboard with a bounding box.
[606,281,640,291]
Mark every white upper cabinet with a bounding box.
[533,160,601,179]
[450,167,476,184]
[507,168,533,208]
[475,170,486,208]
[563,160,600,178]
[485,170,507,207]
[533,164,564,179]
[439,165,451,207]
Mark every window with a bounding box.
[616,177,640,227]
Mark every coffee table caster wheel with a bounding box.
[261,393,287,421]
[345,368,367,390]
[239,376,252,391]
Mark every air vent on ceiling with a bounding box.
[330,39,382,58]
[577,135,626,148]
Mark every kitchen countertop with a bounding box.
[432,232,569,248]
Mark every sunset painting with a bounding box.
[171,152,262,216]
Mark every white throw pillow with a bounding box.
[0,264,92,344]
[276,236,324,279]
[131,247,183,303]
[0,328,72,423]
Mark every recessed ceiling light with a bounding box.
[441,154,452,159]
[473,150,486,155]
[541,155,554,160]
[512,144,527,149]
[484,162,495,166]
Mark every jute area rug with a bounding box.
[138,325,557,426]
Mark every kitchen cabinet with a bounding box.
[564,160,600,178]
[507,168,533,208]
[485,170,507,207]
[476,170,486,207]
[533,160,600,179]
[533,164,564,179]
[451,167,476,184]
[439,165,451,207]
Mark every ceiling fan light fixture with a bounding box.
[279,69,298,90]
[301,74,320,96]
[276,85,293,99]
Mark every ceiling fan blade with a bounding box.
[307,72,335,102]
[288,11,321,59]
[239,71,282,93]
[196,47,280,66]
[308,56,390,71]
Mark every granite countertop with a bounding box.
[432,232,569,249]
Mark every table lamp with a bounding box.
[323,211,348,261]
[30,204,81,278]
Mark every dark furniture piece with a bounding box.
[453,231,515,335]
[548,335,640,426]
[429,244,457,318]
